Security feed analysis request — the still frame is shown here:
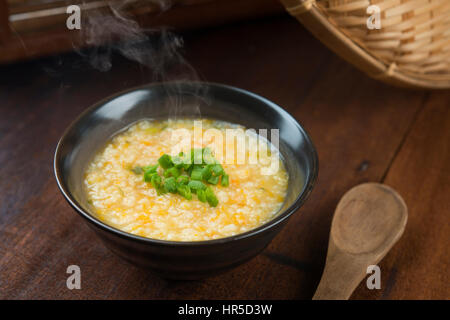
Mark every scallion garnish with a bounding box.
[143,164,158,173]
[177,175,189,185]
[164,177,177,193]
[177,184,192,200]
[190,167,203,181]
[207,175,220,185]
[201,165,213,180]
[138,148,229,206]
[171,155,184,168]
[221,173,229,187]
[143,165,158,182]
[188,180,206,191]
[150,173,166,196]
[158,154,173,169]
[205,187,218,207]
[211,164,223,176]
[197,189,207,202]
[150,173,162,188]
[164,166,180,179]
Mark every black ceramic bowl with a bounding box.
[54,82,318,279]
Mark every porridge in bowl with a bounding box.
[84,119,288,241]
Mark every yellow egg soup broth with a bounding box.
[84,119,288,241]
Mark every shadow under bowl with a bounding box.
[54,82,318,280]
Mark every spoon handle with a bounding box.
[312,242,371,300]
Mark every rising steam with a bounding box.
[73,0,208,114]
[80,1,192,78]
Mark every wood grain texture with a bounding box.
[0,16,448,299]
[0,0,10,43]
[351,91,450,300]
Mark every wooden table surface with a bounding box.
[0,16,448,300]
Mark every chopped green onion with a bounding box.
[176,175,189,185]
[207,175,220,185]
[140,148,228,205]
[171,156,184,168]
[190,167,203,180]
[211,164,224,176]
[144,171,154,182]
[205,187,218,207]
[177,184,192,200]
[188,180,206,191]
[164,167,180,179]
[201,164,213,180]
[197,189,207,202]
[150,173,162,188]
[151,173,166,196]
[164,177,177,193]
[143,164,158,173]
[144,170,157,183]
[221,173,229,187]
[143,165,159,182]
[158,154,173,169]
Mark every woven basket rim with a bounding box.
[283,0,450,89]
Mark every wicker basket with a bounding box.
[280,0,450,89]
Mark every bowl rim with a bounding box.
[54,81,318,246]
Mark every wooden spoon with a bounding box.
[313,183,408,300]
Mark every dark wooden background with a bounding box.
[0,15,448,299]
